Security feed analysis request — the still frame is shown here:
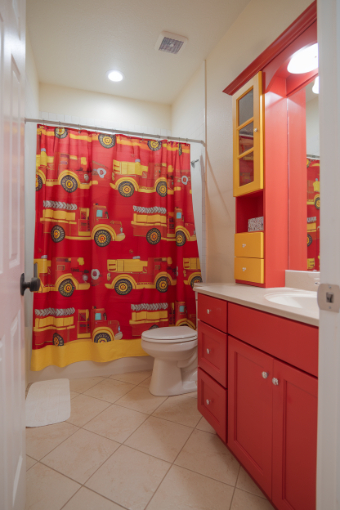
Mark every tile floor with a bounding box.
[26,371,275,510]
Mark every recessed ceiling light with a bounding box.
[108,70,124,82]
[312,76,319,94]
[287,43,318,74]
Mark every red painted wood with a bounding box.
[263,77,288,288]
[198,321,227,388]
[263,23,317,94]
[228,303,318,377]
[236,190,263,234]
[198,294,227,333]
[228,336,273,497]
[287,88,308,269]
[197,368,227,442]
[272,359,317,510]
[223,2,317,95]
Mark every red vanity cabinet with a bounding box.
[197,295,228,442]
[197,293,318,510]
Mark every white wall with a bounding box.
[203,0,313,283]
[172,63,206,281]
[306,96,320,157]
[39,83,172,137]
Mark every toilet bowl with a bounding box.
[141,326,198,396]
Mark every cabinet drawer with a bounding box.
[228,303,318,377]
[198,294,227,332]
[198,321,227,387]
[234,257,264,284]
[234,232,264,258]
[197,368,227,442]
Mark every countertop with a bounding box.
[194,283,319,327]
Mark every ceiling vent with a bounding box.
[155,32,188,55]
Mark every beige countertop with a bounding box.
[194,283,319,327]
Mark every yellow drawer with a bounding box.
[234,257,264,284]
[234,232,264,258]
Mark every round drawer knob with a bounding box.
[206,399,210,405]
[272,378,279,386]
[262,372,268,379]
[242,244,246,248]
[206,348,210,354]
[206,309,211,314]
[242,267,246,271]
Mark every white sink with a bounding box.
[264,292,318,309]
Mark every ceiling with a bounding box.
[27,0,250,105]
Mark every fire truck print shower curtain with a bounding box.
[31,125,202,370]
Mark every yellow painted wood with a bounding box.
[234,257,264,284]
[234,232,264,258]
[232,72,264,197]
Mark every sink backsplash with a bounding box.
[285,270,320,292]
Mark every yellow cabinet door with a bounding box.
[234,257,264,284]
[232,72,264,197]
[234,232,264,258]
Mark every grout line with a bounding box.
[82,486,130,510]
[28,423,80,463]
[59,485,83,510]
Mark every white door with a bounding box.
[0,0,26,509]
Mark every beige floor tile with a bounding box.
[231,488,275,510]
[67,394,110,427]
[26,422,78,460]
[115,386,167,414]
[42,428,119,484]
[236,467,266,499]
[138,376,151,388]
[196,416,216,434]
[70,391,79,400]
[26,456,37,471]
[153,394,201,427]
[175,429,240,486]
[125,416,193,462]
[69,377,104,393]
[26,462,80,510]
[86,445,170,510]
[84,378,135,403]
[147,465,234,510]
[84,404,148,443]
[63,487,123,510]
[110,370,152,385]
[186,390,197,398]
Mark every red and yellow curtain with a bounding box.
[32,125,201,371]
[307,158,320,271]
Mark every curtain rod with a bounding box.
[25,118,205,146]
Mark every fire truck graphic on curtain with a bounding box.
[106,257,177,294]
[131,206,196,246]
[34,256,104,296]
[40,200,125,247]
[33,307,122,347]
[129,302,195,336]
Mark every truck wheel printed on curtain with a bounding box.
[32,125,202,371]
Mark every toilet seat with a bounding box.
[141,326,197,343]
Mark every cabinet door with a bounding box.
[198,321,227,387]
[272,359,317,510]
[232,72,263,197]
[198,368,227,442]
[228,336,273,497]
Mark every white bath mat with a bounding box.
[26,379,71,428]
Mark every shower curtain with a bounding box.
[31,125,202,371]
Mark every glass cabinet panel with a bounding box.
[233,72,263,197]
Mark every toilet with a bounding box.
[141,326,198,396]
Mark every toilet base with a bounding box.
[149,358,197,397]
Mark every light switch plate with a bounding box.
[317,284,340,312]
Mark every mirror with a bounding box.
[288,77,320,271]
[306,80,320,271]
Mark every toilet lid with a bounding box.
[141,326,198,343]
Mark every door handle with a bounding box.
[20,274,41,296]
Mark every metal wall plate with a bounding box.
[317,284,340,312]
